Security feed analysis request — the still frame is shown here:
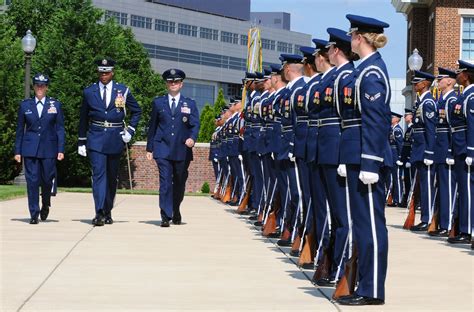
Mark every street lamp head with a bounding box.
[21,30,36,54]
[408,48,423,71]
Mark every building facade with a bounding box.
[93,0,312,110]
[392,0,474,107]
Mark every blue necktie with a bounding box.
[102,85,107,107]
[171,98,176,114]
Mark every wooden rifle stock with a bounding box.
[449,217,459,238]
[221,176,233,203]
[298,232,316,268]
[427,208,439,233]
[403,170,419,230]
[291,233,302,255]
[312,247,331,283]
[262,193,280,236]
[332,246,358,300]
[237,178,251,213]
[386,191,393,206]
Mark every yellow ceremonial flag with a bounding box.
[241,27,262,111]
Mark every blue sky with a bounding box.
[251,0,407,78]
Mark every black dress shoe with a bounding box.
[40,205,50,221]
[254,221,263,226]
[248,215,258,221]
[289,250,300,257]
[29,218,39,224]
[387,203,398,207]
[172,219,182,225]
[161,220,170,227]
[410,222,428,232]
[315,277,336,287]
[337,294,384,306]
[447,233,471,244]
[300,262,314,270]
[277,239,292,247]
[429,228,448,237]
[92,216,105,226]
[104,217,114,225]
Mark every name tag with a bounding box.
[25,110,33,115]
[181,107,190,114]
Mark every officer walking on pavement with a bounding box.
[146,69,200,227]
[78,58,142,226]
[15,73,65,224]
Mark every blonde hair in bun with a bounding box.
[361,32,388,49]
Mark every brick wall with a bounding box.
[118,142,214,192]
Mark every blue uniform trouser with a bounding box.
[249,152,264,212]
[296,158,312,232]
[24,157,56,219]
[212,160,219,181]
[89,151,120,216]
[282,159,301,233]
[262,154,276,207]
[155,157,190,221]
[347,164,388,301]
[321,164,350,280]
[390,166,403,204]
[309,162,329,263]
[402,165,414,203]
[229,156,243,200]
[453,155,471,234]
[415,161,436,223]
[274,159,289,227]
[437,163,456,230]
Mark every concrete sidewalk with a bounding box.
[0,193,472,311]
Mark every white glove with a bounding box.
[213,158,218,163]
[424,159,433,166]
[78,145,87,157]
[466,157,473,166]
[396,160,403,166]
[121,129,132,143]
[271,152,274,160]
[359,171,379,185]
[238,154,243,161]
[446,158,455,166]
[288,152,295,162]
[337,164,347,177]
[226,156,229,161]
[405,162,411,168]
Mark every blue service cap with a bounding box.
[280,54,303,65]
[391,111,402,118]
[215,114,221,120]
[456,60,474,73]
[96,57,115,72]
[437,67,457,79]
[411,70,435,84]
[404,108,415,115]
[33,73,49,85]
[326,28,352,49]
[263,68,272,78]
[162,68,186,81]
[244,71,257,81]
[312,38,330,55]
[299,46,316,63]
[270,64,282,75]
[255,71,265,81]
[346,14,389,34]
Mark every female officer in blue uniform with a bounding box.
[15,73,65,224]
[336,14,391,306]
[78,58,142,226]
[146,69,200,227]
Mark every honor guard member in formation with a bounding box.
[388,112,404,207]
[209,114,223,182]
[409,70,437,232]
[146,69,200,227]
[15,73,65,224]
[335,14,391,306]
[429,68,458,237]
[400,108,414,207]
[78,58,142,226]
[448,60,474,244]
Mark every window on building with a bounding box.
[178,23,198,37]
[200,27,219,40]
[294,44,303,55]
[221,31,239,44]
[105,10,128,25]
[182,83,215,111]
[462,16,474,61]
[131,15,152,29]
[221,83,242,99]
[274,18,282,24]
[240,34,248,46]
[155,19,175,33]
[277,41,292,53]
[261,38,275,50]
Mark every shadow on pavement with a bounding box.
[11,218,59,223]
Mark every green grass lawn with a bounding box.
[0,185,210,201]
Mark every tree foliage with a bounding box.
[0,0,166,185]
[197,88,227,142]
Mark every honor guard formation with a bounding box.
[12,12,474,308]
[209,14,474,306]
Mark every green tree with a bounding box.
[1,0,166,185]
[197,88,227,142]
